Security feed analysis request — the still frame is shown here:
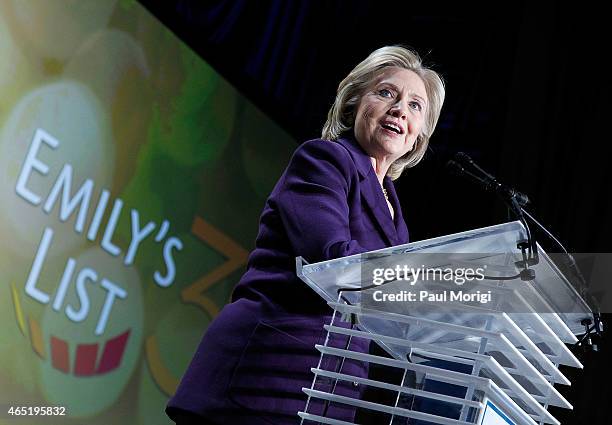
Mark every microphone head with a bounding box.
[514,191,531,206]
[455,151,473,164]
[445,159,464,176]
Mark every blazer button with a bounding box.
[352,381,359,387]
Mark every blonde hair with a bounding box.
[322,45,445,180]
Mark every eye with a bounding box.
[378,88,393,98]
[409,101,423,112]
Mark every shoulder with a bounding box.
[289,139,356,176]
[295,138,353,158]
[273,139,360,197]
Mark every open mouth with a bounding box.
[380,121,403,135]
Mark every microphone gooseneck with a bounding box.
[447,152,538,269]
[452,152,530,207]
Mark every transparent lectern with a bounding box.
[296,221,595,425]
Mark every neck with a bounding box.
[369,157,391,185]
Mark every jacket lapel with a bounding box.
[335,137,400,246]
[385,178,409,243]
[360,174,399,246]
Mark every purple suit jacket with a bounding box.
[167,136,409,424]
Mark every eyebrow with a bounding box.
[377,81,428,105]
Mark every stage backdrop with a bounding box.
[0,1,296,423]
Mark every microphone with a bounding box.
[448,152,530,207]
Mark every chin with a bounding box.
[378,139,406,154]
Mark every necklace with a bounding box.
[382,188,389,202]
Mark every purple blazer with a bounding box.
[167,136,409,424]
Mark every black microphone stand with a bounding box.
[447,157,538,280]
[448,153,603,351]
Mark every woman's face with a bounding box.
[353,67,428,164]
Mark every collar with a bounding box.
[334,134,377,180]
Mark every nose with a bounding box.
[388,100,408,120]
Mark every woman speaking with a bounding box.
[167,45,445,425]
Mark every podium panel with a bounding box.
[296,221,594,425]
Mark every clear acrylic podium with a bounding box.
[296,221,594,425]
